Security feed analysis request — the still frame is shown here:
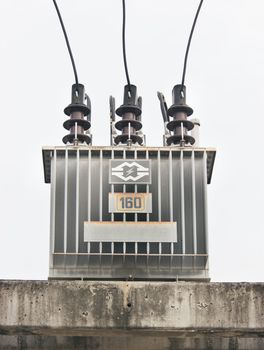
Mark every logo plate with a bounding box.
[109,160,151,184]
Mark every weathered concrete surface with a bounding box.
[0,280,264,349]
[1,335,264,350]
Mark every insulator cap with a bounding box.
[116,85,142,117]
[167,85,193,117]
[64,84,91,116]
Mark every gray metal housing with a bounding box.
[43,146,216,280]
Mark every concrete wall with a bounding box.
[1,335,264,350]
[0,280,263,349]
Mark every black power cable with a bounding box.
[181,0,204,95]
[122,0,132,94]
[52,0,80,95]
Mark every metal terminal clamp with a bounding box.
[63,84,92,145]
[110,85,145,146]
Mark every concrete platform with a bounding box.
[0,280,263,349]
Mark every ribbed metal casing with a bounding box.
[42,146,216,280]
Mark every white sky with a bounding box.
[0,0,263,282]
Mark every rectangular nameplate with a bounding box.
[109,193,152,213]
[84,222,177,242]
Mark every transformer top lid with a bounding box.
[42,146,216,185]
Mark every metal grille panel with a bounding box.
[43,146,215,280]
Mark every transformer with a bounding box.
[43,0,216,281]
[43,83,216,280]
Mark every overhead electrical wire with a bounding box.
[52,0,80,95]
[181,0,204,95]
[122,0,132,94]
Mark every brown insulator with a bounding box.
[114,85,143,145]
[63,84,92,145]
[166,85,195,146]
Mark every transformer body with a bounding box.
[43,146,215,280]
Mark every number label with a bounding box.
[120,196,142,210]
[109,193,152,213]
